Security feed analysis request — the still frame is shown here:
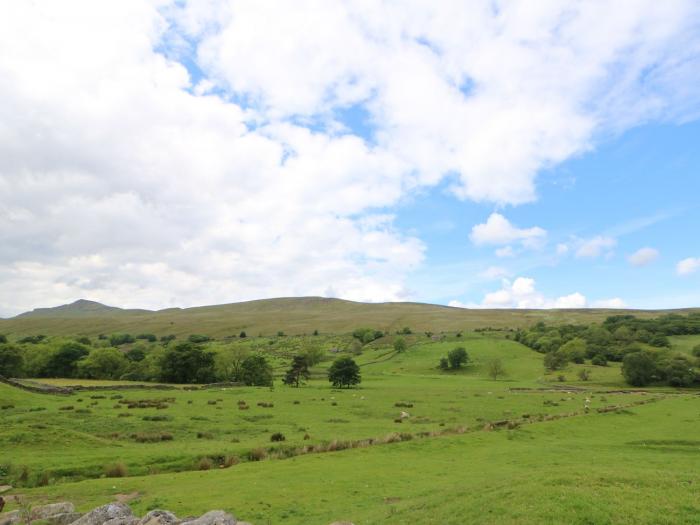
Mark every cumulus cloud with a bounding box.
[628,247,659,266]
[593,298,627,308]
[677,257,700,276]
[479,266,511,280]
[495,246,515,258]
[575,236,617,258]
[470,213,546,249]
[479,277,587,309]
[1,1,700,315]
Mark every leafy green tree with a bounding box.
[160,334,176,345]
[77,348,129,379]
[187,334,211,344]
[0,334,7,344]
[0,344,24,377]
[136,333,157,342]
[44,342,90,377]
[661,355,696,387]
[302,347,325,367]
[239,331,247,338]
[447,347,468,369]
[160,342,216,384]
[622,351,658,387]
[283,355,310,387]
[487,358,505,380]
[560,338,586,364]
[439,357,449,370]
[544,350,568,371]
[240,355,273,386]
[109,333,134,346]
[125,346,146,362]
[351,328,383,345]
[215,346,249,381]
[393,337,407,353]
[328,356,361,388]
[76,336,92,346]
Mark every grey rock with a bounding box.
[70,503,133,525]
[47,512,84,525]
[138,510,180,525]
[180,511,235,525]
[103,517,139,525]
[33,503,76,520]
[0,510,19,525]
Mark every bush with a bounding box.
[692,344,700,358]
[197,457,214,470]
[447,347,468,369]
[622,351,658,387]
[591,355,608,366]
[328,357,361,388]
[248,448,267,461]
[104,462,128,477]
[197,431,214,439]
[188,334,212,344]
[577,369,591,381]
[270,432,286,442]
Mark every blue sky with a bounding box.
[1,1,700,315]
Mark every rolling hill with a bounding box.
[1,296,697,338]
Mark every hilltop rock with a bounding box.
[33,502,75,519]
[48,513,84,525]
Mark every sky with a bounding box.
[1,0,699,317]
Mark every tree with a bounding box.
[439,357,449,370]
[240,355,273,386]
[544,350,568,371]
[560,338,586,364]
[109,333,134,346]
[239,331,247,338]
[393,337,407,353]
[44,342,90,377]
[328,356,361,388]
[0,344,24,377]
[487,358,505,380]
[125,346,146,362]
[661,355,696,387]
[77,348,129,379]
[447,347,469,369]
[302,347,324,367]
[352,328,383,345]
[622,351,657,387]
[136,333,157,342]
[160,334,176,345]
[0,334,7,344]
[188,334,211,344]
[692,344,700,358]
[215,346,249,381]
[160,342,216,384]
[283,355,310,387]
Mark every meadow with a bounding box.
[3,327,699,524]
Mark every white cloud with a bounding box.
[470,213,547,248]
[480,277,587,309]
[628,247,659,266]
[480,266,510,280]
[1,1,700,315]
[556,243,570,256]
[575,236,617,258]
[593,298,627,308]
[495,246,515,258]
[677,257,700,276]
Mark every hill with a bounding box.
[1,296,697,338]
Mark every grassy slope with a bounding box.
[1,296,696,337]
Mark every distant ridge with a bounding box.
[2,296,698,338]
[15,299,152,319]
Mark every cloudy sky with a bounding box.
[1,0,700,317]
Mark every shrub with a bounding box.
[104,462,128,477]
[591,355,608,366]
[447,347,468,369]
[197,431,214,439]
[222,455,239,468]
[577,369,591,381]
[328,357,361,388]
[270,432,286,442]
[197,457,214,470]
[248,448,267,461]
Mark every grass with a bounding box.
[2,296,695,337]
[2,331,699,524]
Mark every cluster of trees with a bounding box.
[438,347,468,370]
[515,314,700,387]
[351,327,384,344]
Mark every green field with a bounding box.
[3,329,699,524]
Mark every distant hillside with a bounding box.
[0,296,697,338]
[15,299,151,318]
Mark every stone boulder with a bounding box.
[33,502,75,520]
[180,511,236,525]
[0,510,19,525]
[71,503,133,525]
[138,510,180,525]
[47,512,84,525]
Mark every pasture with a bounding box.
[3,331,699,524]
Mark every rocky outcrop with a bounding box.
[0,503,240,525]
